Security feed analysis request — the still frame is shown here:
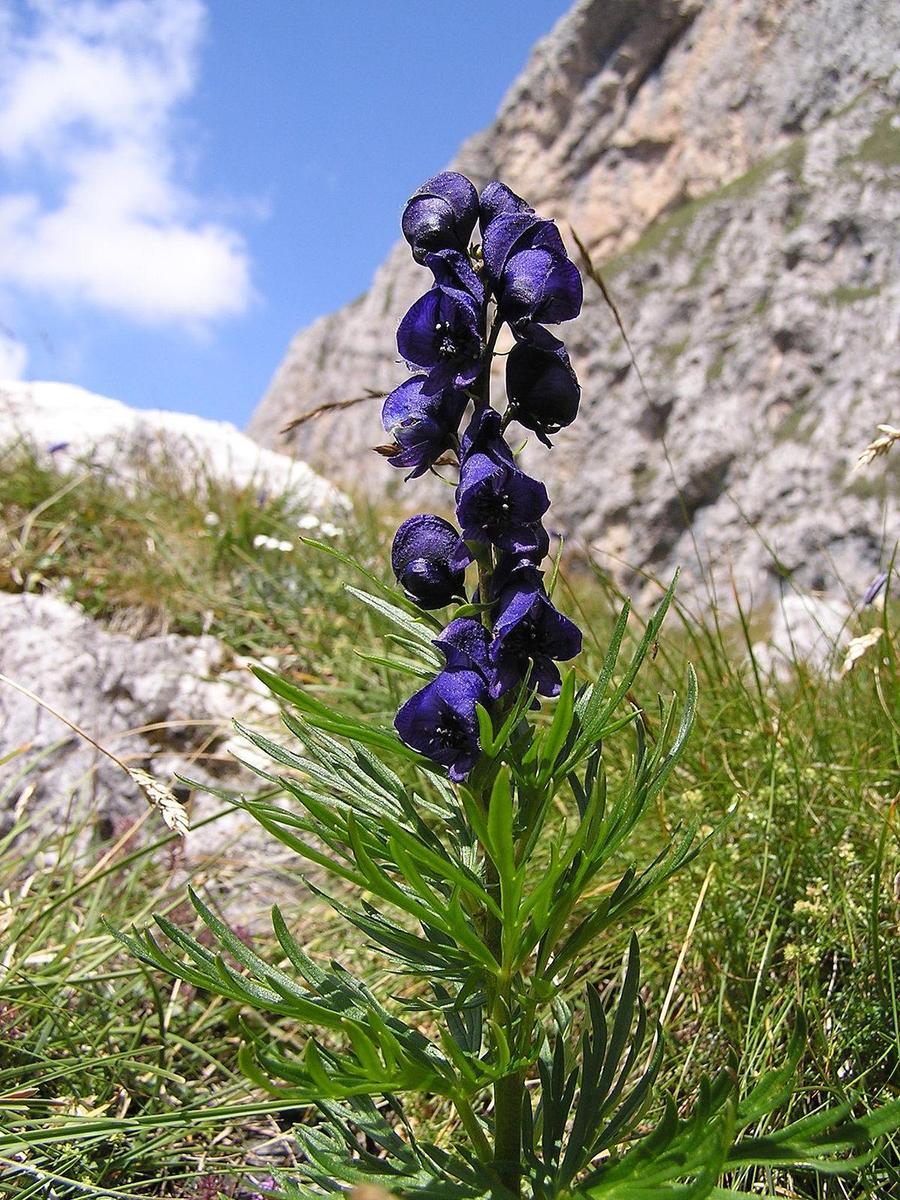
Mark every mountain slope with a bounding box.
[248,0,899,604]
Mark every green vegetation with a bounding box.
[705,345,729,384]
[653,338,689,369]
[603,136,806,280]
[855,114,900,170]
[0,443,897,1196]
[826,284,881,306]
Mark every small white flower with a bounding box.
[839,628,882,677]
[319,522,343,538]
[297,513,320,530]
[276,539,294,553]
[253,533,269,549]
[203,512,221,527]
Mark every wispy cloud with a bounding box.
[0,0,252,327]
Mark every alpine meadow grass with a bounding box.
[0,175,897,1197]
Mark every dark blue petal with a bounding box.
[506,327,580,445]
[424,249,484,306]
[456,455,549,551]
[401,172,479,264]
[382,375,467,478]
[489,567,581,698]
[459,404,515,468]
[392,514,467,608]
[435,617,491,677]
[394,668,486,779]
[479,181,533,233]
[482,215,567,285]
[500,248,583,326]
[397,286,483,386]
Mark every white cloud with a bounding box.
[0,328,27,377]
[0,0,252,325]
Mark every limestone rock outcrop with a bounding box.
[249,0,899,608]
[0,591,296,925]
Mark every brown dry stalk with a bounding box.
[280,388,387,435]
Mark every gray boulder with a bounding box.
[0,591,301,927]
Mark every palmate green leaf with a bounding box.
[355,649,435,679]
[565,1009,900,1199]
[726,1093,900,1173]
[487,768,516,886]
[304,876,495,982]
[563,576,678,776]
[241,1028,450,1102]
[528,937,664,1193]
[536,668,578,784]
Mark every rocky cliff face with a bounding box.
[249,0,899,607]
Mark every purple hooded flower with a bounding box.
[397,286,483,388]
[489,565,581,699]
[435,617,491,678]
[482,213,582,327]
[394,668,486,781]
[392,514,467,609]
[479,181,534,233]
[382,375,467,479]
[402,172,480,265]
[455,407,549,558]
[506,326,580,446]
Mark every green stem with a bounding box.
[474,300,524,1194]
[482,802,524,1196]
[454,1092,493,1163]
[493,1067,524,1196]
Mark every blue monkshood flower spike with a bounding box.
[506,325,580,446]
[478,181,534,233]
[401,171,480,265]
[394,668,487,781]
[456,407,549,559]
[391,514,468,610]
[382,375,467,479]
[489,564,582,699]
[397,286,484,388]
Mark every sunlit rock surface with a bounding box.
[0,590,298,927]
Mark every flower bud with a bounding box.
[401,172,479,264]
[391,514,467,609]
[506,327,580,446]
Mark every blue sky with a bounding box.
[0,0,571,426]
